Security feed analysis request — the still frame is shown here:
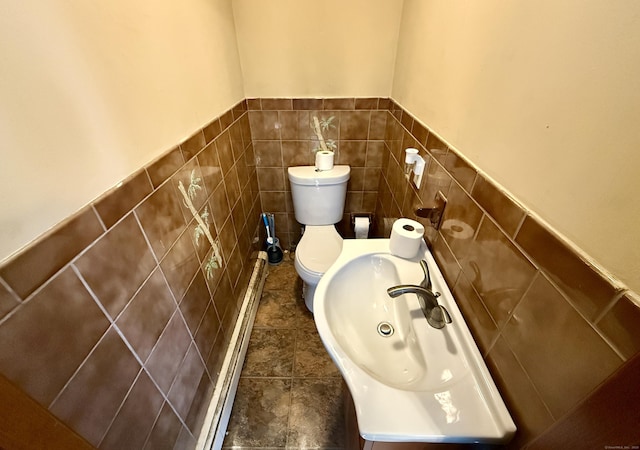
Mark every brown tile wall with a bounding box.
[0,100,260,450]
[376,100,640,448]
[247,98,390,248]
[2,96,638,450]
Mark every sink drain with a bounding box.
[377,322,394,337]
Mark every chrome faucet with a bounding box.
[387,260,452,329]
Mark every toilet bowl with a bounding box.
[294,225,343,312]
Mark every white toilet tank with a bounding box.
[288,165,350,225]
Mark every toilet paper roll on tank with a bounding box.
[389,218,425,259]
[315,150,334,171]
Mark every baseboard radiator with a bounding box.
[196,251,268,450]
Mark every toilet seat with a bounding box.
[295,225,343,279]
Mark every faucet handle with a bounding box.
[428,305,453,329]
[419,260,433,291]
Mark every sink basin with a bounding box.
[313,238,516,444]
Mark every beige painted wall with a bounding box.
[392,0,640,292]
[232,0,403,98]
[0,0,244,261]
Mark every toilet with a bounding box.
[287,165,350,312]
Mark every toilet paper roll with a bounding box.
[389,218,425,259]
[441,219,474,240]
[315,150,334,171]
[354,216,370,239]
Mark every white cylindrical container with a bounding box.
[389,218,425,259]
[315,150,334,171]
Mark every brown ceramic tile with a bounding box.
[503,273,623,418]
[239,113,252,146]
[168,343,206,421]
[135,182,187,260]
[232,100,247,120]
[355,97,378,110]
[597,291,640,359]
[195,295,221,368]
[249,111,280,140]
[515,215,622,320]
[400,110,414,132]
[339,111,370,140]
[323,98,355,110]
[365,141,385,167]
[227,244,244,288]
[293,98,323,110]
[439,183,483,262]
[345,192,363,213]
[471,174,525,238]
[180,130,206,162]
[242,328,296,377]
[362,192,377,212]
[287,378,345,448]
[485,336,555,448]
[179,271,213,336]
[411,121,429,147]
[219,110,234,131]
[160,228,200,303]
[462,217,537,328]
[184,372,214,435]
[224,166,242,209]
[145,310,192,394]
[378,97,391,110]
[198,141,223,194]
[260,191,287,213]
[218,218,237,264]
[451,272,499,355]
[425,133,449,158]
[116,269,176,362]
[76,213,156,318]
[236,154,251,190]
[0,267,109,406]
[171,159,209,225]
[203,117,222,144]
[369,112,388,141]
[229,121,245,162]
[0,207,104,300]
[98,370,164,450]
[223,378,291,447]
[146,146,184,188]
[363,167,381,191]
[431,232,462,288]
[293,328,340,377]
[174,426,197,450]
[211,272,234,331]
[246,98,261,110]
[347,167,364,191]
[309,111,340,141]
[253,290,298,329]
[50,327,140,446]
[261,98,293,110]
[143,402,182,450]
[215,130,234,173]
[419,156,452,205]
[282,140,313,166]
[94,170,153,229]
[0,278,20,320]
[442,148,477,192]
[209,183,231,232]
[338,140,367,166]
[253,140,283,167]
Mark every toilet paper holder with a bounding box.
[416,191,447,230]
[351,213,373,227]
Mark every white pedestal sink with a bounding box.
[313,238,516,444]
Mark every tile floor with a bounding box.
[222,253,346,449]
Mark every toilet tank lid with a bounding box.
[288,165,350,185]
